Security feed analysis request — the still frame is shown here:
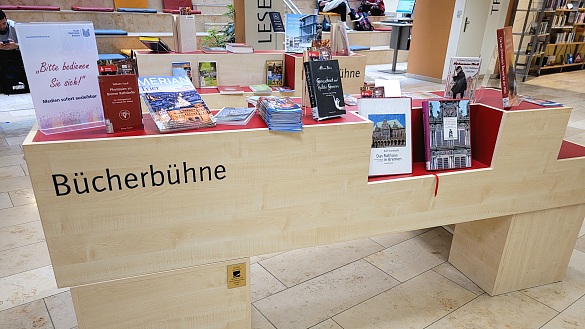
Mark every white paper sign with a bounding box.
[16,22,104,134]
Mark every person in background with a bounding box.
[318,0,362,30]
[0,10,19,51]
[0,10,29,94]
[359,0,386,16]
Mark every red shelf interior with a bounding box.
[558,140,585,159]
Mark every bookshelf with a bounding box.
[513,0,585,80]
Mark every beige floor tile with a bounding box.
[0,242,51,278]
[432,262,484,295]
[0,154,26,167]
[364,227,452,282]
[541,295,585,329]
[5,136,27,147]
[0,204,40,229]
[369,228,431,248]
[0,266,68,312]
[426,292,557,329]
[251,251,284,264]
[0,145,23,157]
[0,165,25,179]
[253,260,399,329]
[8,188,36,207]
[0,192,12,209]
[520,249,585,311]
[333,270,477,329]
[309,319,343,329]
[259,238,384,287]
[251,263,287,303]
[0,299,52,329]
[252,305,276,329]
[576,235,585,254]
[44,291,78,329]
[0,221,46,252]
[579,221,585,237]
[21,163,29,176]
[0,175,32,193]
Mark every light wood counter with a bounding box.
[22,90,585,328]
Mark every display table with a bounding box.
[22,89,585,328]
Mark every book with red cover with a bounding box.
[217,85,244,95]
[98,74,144,133]
[496,26,520,108]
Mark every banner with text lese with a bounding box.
[16,22,104,134]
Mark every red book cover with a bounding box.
[496,27,519,108]
[98,74,144,133]
[217,85,244,95]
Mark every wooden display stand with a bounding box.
[22,90,585,328]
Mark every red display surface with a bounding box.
[409,89,547,111]
[558,140,585,160]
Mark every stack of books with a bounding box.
[249,84,273,95]
[257,97,303,132]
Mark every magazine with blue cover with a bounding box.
[138,76,215,133]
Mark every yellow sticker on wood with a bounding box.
[227,263,246,289]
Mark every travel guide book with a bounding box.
[422,99,472,171]
[171,61,192,82]
[198,61,218,88]
[496,27,520,108]
[285,14,318,53]
[444,57,482,102]
[304,59,346,120]
[138,76,215,133]
[250,84,273,95]
[266,60,284,87]
[217,85,244,95]
[357,97,412,176]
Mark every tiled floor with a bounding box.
[1,65,585,329]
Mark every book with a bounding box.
[97,57,137,75]
[171,61,192,82]
[201,46,228,54]
[139,36,172,53]
[98,74,144,133]
[217,85,244,95]
[225,43,254,54]
[198,61,218,88]
[266,60,284,87]
[496,27,520,108]
[214,107,255,125]
[138,75,215,133]
[422,99,472,171]
[444,57,482,102]
[357,97,412,176]
[272,86,295,93]
[401,91,443,100]
[303,59,346,121]
[521,95,563,107]
[249,84,273,95]
[285,14,318,53]
[257,96,303,132]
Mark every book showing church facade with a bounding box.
[422,99,471,171]
[357,97,412,176]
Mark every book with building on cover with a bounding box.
[422,99,471,171]
[98,74,144,133]
[496,27,520,108]
[171,61,192,82]
[138,75,215,133]
[357,97,412,176]
[266,60,284,86]
[285,14,318,53]
[198,61,218,88]
[304,59,346,120]
[444,57,482,102]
